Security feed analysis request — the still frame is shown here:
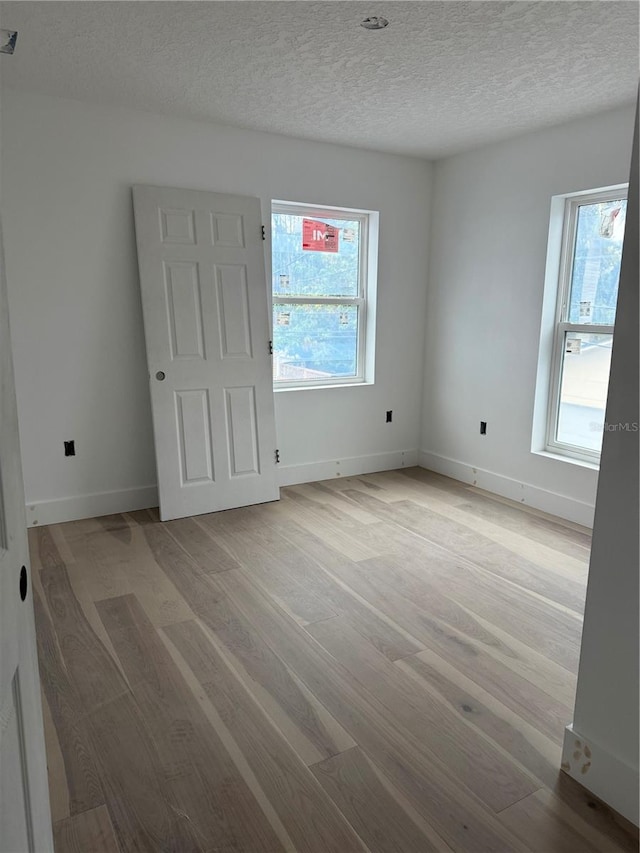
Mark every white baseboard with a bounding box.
[562,724,639,827]
[277,449,418,488]
[25,485,159,528]
[26,447,590,528]
[418,450,595,528]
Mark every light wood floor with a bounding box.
[30,468,638,853]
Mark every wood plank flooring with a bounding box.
[30,468,638,853]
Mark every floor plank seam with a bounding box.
[495,786,547,814]
[302,614,340,628]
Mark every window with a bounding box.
[546,187,627,462]
[271,202,376,388]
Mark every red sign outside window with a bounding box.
[302,218,339,252]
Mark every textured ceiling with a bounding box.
[1,1,637,158]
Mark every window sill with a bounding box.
[532,449,600,471]
[274,380,373,393]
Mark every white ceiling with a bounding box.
[1,1,637,158]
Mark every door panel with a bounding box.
[216,265,252,359]
[211,212,245,247]
[164,262,205,360]
[160,207,196,244]
[133,186,279,521]
[225,386,260,477]
[176,389,215,484]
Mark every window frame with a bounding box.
[545,186,627,463]
[270,200,371,390]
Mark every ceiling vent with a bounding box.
[360,16,389,30]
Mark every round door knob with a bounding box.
[155,371,166,381]
[19,566,27,602]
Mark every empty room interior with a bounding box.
[0,2,638,852]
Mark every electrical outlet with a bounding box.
[386,410,393,423]
[480,421,487,435]
[64,440,75,456]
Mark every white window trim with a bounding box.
[271,200,378,390]
[544,186,627,464]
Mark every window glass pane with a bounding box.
[568,198,626,324]
[556,332,613,452]
[273,303,358,382]
[272,212,360,298]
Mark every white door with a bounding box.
[0,216,53,851]
[133,185,279,521]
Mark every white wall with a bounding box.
[420,104,636,526]
[1,90,431,523]
[561,104,639,825]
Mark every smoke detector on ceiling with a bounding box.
[360,16,389,30]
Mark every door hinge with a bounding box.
[275,449,280,464]
[269,340,273,355]
[261,225,266,241]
